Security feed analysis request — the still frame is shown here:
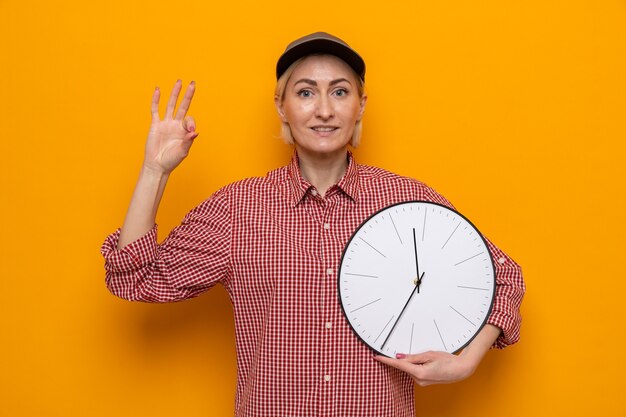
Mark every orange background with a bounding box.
[1,0,625,415]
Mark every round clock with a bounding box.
[338,201,495,357]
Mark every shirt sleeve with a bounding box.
[100,187,232,303]
[420,183,525,349]
[483,240,525,348]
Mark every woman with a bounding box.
[102,32,524,416]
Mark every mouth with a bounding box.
[310,126,339,134]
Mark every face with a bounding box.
[275,54,367,159]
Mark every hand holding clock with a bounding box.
[374,324,501,386]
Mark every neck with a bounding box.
[296,148,349,197]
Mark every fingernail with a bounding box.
[189,125,195,132]
[396,353,406,359]
[191,80,195,85]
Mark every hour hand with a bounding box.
[413,228,423,292]
[413,228,420,277]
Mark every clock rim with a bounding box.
[337,200,496,357]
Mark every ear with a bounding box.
[274,95,288,123]
[357,93,368,122]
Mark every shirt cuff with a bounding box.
[487,312,521,349]
[100,225,158,273]
[487,269,524,349]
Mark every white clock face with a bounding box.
[338,201,495,357]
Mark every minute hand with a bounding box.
[381,271,425,350]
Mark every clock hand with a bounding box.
[413,227,420,277]
[413,228,422,293]
[380,271,425,350]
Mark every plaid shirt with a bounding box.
[102,151,524,417]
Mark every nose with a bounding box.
[315,95,334,120]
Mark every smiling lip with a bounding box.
[310,126,339,136]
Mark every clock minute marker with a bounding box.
[409,322,414,353]
[457,285,490,291]
[388,213,403,244]
[421,209,427,241]
[358,237,386,258]
[374,315,396,344]
[449,306,476,326]
[344,272,379,278]
[441,222,461,249]
[433,320,447,351]
[350,297,382,313]
[454,251,484,266]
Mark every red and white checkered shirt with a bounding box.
[102,151,524,417]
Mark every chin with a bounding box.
[297,141,350,157]
[296,135,350,153]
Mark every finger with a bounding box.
[374,355,412,371]
[182,115,196,132]
[151,87,161,121]
[375,355,429,384]
[165,79,183,119]
[401,351,436,364]
[374,355,416,374]
[175,81,196,121]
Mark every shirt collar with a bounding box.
[287,151,360,207]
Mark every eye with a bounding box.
[297,89,313,98]
[334,88,348,97]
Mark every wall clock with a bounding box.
[338,201,495,357]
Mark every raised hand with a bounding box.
[143,80,199,174]
[117,80,199,249]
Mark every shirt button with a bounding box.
[325,322,332,329]
[324,375,331,382]
[311,189,318,196]
[326,268,333,275]
[323,223,331,230]
[498,257,506,265]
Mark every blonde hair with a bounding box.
[274,55,365,147]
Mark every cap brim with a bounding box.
[276,38,365,81]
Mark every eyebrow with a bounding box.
[293,78,353,87]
